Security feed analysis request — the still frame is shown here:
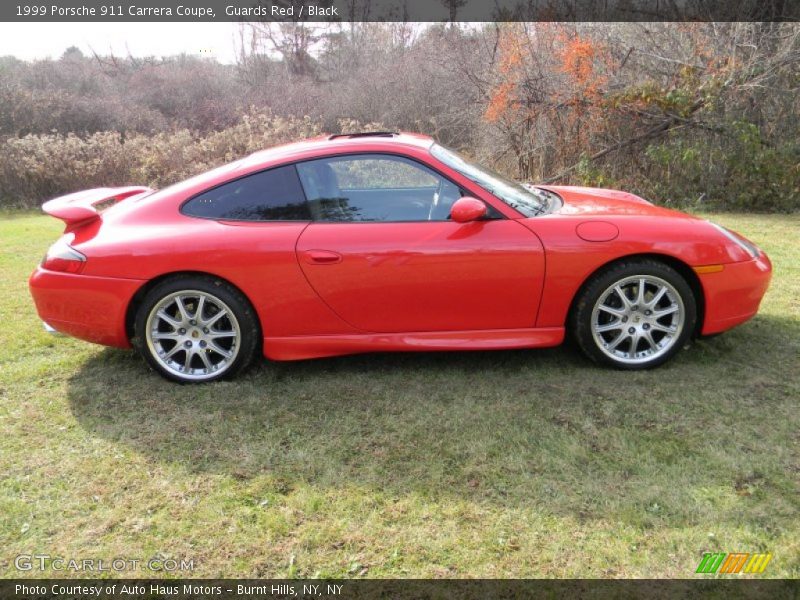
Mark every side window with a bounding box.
[182,165,310,221]
[331,157,437,189]
[295,154,464,222]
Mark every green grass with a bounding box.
[1,213,798,579]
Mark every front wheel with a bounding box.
[133,276,260,383]
[571,259,697,369]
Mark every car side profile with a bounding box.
[29,132,772,382]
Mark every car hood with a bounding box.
[540,185,696,219]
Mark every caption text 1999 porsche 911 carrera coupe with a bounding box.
[29,132,772,382]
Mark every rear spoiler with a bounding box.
[42,186,153,231]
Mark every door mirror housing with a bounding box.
[450,197,487,223]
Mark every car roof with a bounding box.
[129,132,437,211]
[239,132,435,170]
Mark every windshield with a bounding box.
[431,144,547,216]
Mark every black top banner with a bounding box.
[2,0,799,22]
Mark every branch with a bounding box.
[541,99,706,183]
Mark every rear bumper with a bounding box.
[699,254,772,335]
[29,267,143,348]
[42,321,63,335]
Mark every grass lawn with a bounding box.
[0,212,798,579]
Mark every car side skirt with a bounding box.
[263,327,565,361]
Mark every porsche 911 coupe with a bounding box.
[29,132,772,382]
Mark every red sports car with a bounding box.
[29,132,772,382]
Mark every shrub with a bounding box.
[636,123,800,213]
[0,110,323,208]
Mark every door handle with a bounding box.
[303,249,342,264]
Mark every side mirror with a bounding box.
[450,197,487,223]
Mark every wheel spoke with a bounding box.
[162,344,183,360]
[647,285,667,308]
[208,341,233,359]
[653,304,679,317]
[614,285,633,308]
[183,347,195,371]
[651,322,677,334]
[156,309,181,330]
[199,350,213,371]
[596,321,623,333]
[606,332,627,351]
[628,332,642,356]
[204,310,228,328]
[598,304,626,318]
[152,331,180,340]
[208,331,236,339]
[175,296,191,322]
[643,330,659,351]
[636,278,646,305]
[195,295,206,321]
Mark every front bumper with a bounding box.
[698,253,772,335]
[29,267,144,348]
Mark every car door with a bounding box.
[294,153,546,333]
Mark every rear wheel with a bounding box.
[133,276,259,382]
[571,259,696,369]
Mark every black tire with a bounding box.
[132,275,260,383]
[570,259,697,369]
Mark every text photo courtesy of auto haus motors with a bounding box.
[2,1,799,599]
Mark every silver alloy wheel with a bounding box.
[591,275,685,365]
[145,290,241,381]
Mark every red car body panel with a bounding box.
[296,219,545,332]
[29,133,772,361]
[519,187,764,332]
[29,269,140,347]
[696,254,772,334]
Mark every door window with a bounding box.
[295,154,464,222]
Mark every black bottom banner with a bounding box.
[2,579,799,600]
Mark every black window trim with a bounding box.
[179,150,507,224]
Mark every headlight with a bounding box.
[707,222,760,258]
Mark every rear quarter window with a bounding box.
[182,165,311,221]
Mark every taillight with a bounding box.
[41,237,86,273]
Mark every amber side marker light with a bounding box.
[693,264,725,274]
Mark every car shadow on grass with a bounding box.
[67,315,799,530]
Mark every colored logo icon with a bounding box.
[696,552,772,574]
